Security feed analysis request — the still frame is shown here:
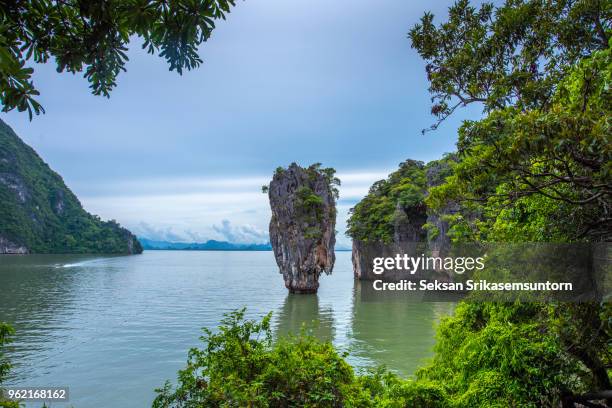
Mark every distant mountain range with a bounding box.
[139,238,272,251]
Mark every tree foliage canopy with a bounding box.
[411,0,611,240]
[428,47,611,240]
[0,0,236,118]
[409,0,612,403]
[409,0,610,132]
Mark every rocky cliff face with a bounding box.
[0,119,142,254]
[0,236,28,254]
[352,201,428,280]
[424,160,459,259]
[267,163,337,293]
[350,158,456,281]
[352,220,431,280]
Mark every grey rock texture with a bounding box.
[0,236,28,254]
[268,163,336,293]
[424,160,460,260]
[352,201,427,280]
[0,173,29,203]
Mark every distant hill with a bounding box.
[0,119,142,254]
[139,238,272,251]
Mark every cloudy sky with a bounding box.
[3,0,482,248]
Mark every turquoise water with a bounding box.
[0,251,453,407]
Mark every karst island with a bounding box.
[263,163,340,293]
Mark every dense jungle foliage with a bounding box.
[0,120,142,254]
[152,303,610,408]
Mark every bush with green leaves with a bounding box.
[153,309,459,407]
[356,368,449,408]
[0,323,13,385]
[0,323,18,408]
[416,302,589,408]
[153,309,367,408]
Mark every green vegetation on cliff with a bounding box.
[264,163,340,242]
[345,0,611,406]
[0,120,142,254]
[346,157,457,244]
[346,159,427,243]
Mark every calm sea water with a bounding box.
[0,251,453,407]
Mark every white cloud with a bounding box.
[133,222,185,242]
[212,220,269,244]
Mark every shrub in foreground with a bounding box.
[154,305,609,407]
[0,323,18,408]
[153,309,367,407]
[416,302,587,408]
[153,309,453,408]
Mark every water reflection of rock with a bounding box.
[274,294,335,343]
[349,279,454,376]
